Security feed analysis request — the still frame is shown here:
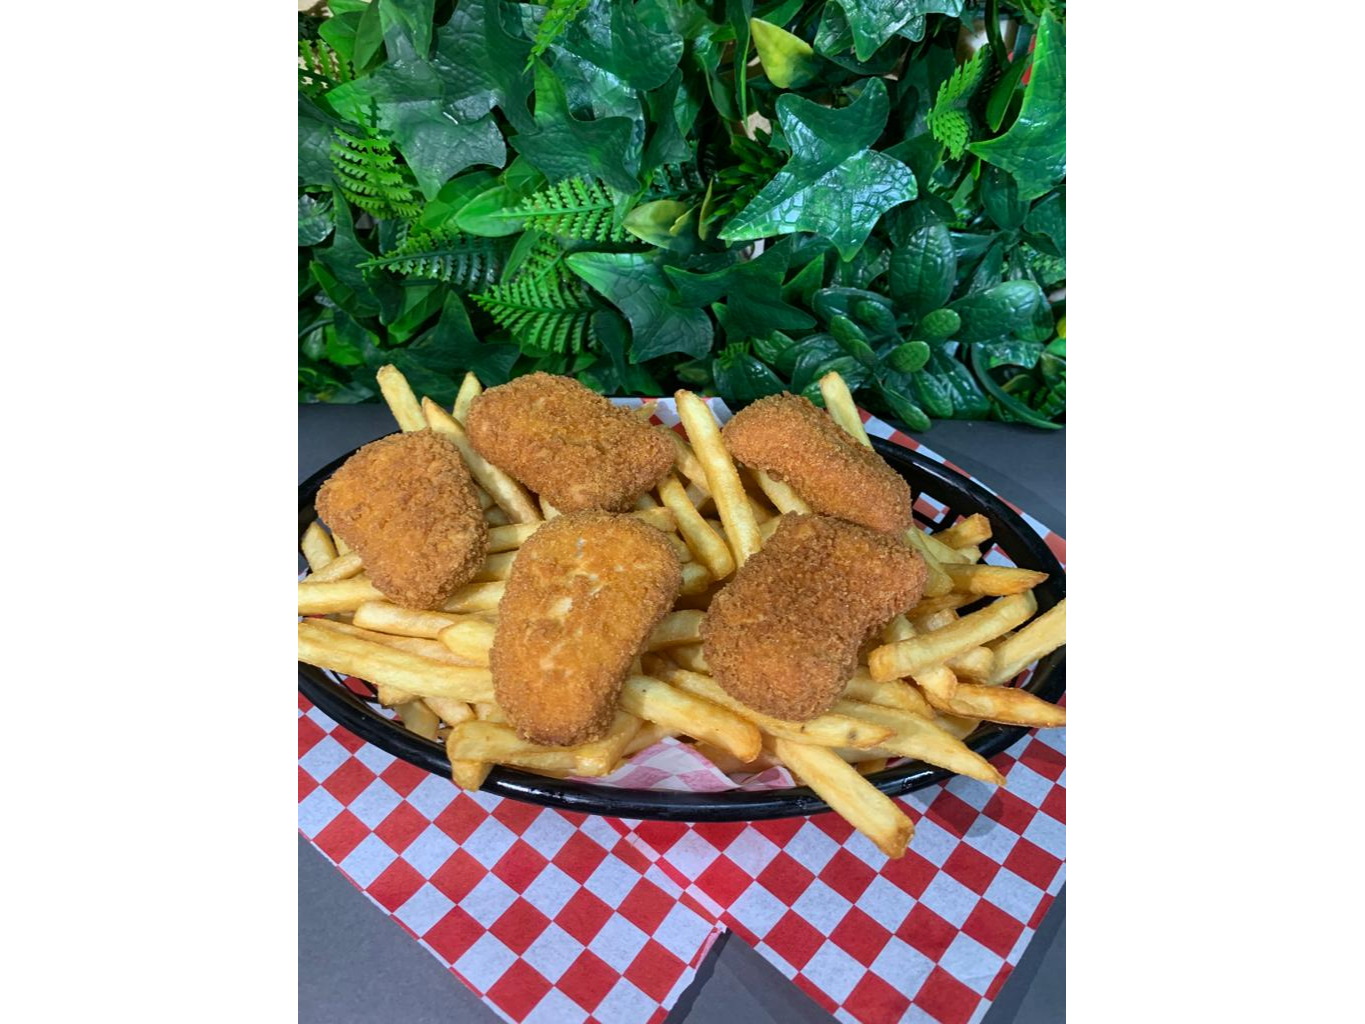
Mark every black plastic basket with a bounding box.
[299,435,1065,821]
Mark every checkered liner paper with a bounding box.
[298,399,1066,1024]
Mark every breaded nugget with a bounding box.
[466,373,673,512]
[701,515,926,720]
[493,511,681,746]
[722,393,914,534]
[316,431,487,610]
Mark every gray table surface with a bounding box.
[299,403,1065,1023]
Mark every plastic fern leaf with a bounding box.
[298,39,352,95]
[929,47,989,158]
[330,126,423,221]
[518,177,630,242]
[527,0,591,69]
[362,227,509,290]
[471,270,596,355]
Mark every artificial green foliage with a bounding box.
[300,1,1065,430]
[518,177,629,242]
[330,124,422,220]
[362,227,509,288]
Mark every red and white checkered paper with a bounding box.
[299,401,1066,1024]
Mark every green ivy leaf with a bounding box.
[979,166,1029,230]
[299,194,335,246]
[952,280,1045,341]
[393,292,520,393]
[354,2,387,69]
[312,200,380,319]
[559,0,683,92]
[1025,188,1065,257]
[434,0,534,131]
[750,18,819,88]
[565,251,713,361]
[712,345,788,405]
[664,241,815,340]
[827,0,963,63]
[378,0,434,59]
[889,217,956,320]
[969,12,1065,200]
[510,62,640,192]
[720,80,916,260]
[591,311,662,394]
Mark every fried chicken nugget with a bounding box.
[316,431,487,609]
[722,393,914,534]
[493,511,681,746]
[466,373,672,512]
[702,515,927,721]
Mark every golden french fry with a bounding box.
[856,758,890,776]
[647,610,705,648]
[474,487,494,510]
[693,741,782,774]
[423,697,476,728]
[632,506,676,533]
[901,527,955,597]
[881,614,915,643]
[933,682,1066,728]
[309,618,482,668]
[634,400,660,422]
[657,473,735,580]
[665,643,709,673]
[934,514,992,550]
[487,522,540,553]
[650,663,894,749]
[376,684,417,706]
[572,711,643,775]
[752,469,811,514]
[906,591,982,622]
[621,720,677,758]
[758,515,785,542]
[438,617,496,666]
[675,390,762,565]
[662,532,694,562]
[354,601,468,639]
[301,521,338,572]
[376,364,426,432]
[298,577,385,614]
[298,621,494,702]
[916,608,960,632]
[449,757,493,790]
[989,599,1066,683]
[398,699,441,740]
[441,581,505,613]
[452,371,483,424]
[772,737,914,858]
[307,550,364,583]
[446,721,580,772]
[485,506,511,526]
[946,646,995,680]
[843,669,934,718]
[832,699,1004,784]
[745,491,775,524]
[819,372,873,447]
[423,398,541,524]
[659,427,711,495]
[911,664,958,704]
[916,526,971,565]
[955,544,983,563]
[933,712,981,741]
[620,676,763,763]
[869,593,1038,681]
[473,550,518,582]
[944,563,1049,596]
[679,561,712,595]
[634,491,660,509]
[475,701,508,724]
[333,534,352,556]
[539,496,560,519]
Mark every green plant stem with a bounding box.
[985,0,1008,70]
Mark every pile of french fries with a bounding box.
[298,366,1066,858]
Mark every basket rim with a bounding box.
[298,433,1065,822]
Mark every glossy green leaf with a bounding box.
[969,12,1065,200]
[924,347,990,418]
[392,292,520,396]
[985,45,1031,131]
[750,18,819,88]
[1025,188,1065,257]
[354,1,387,69]
[952,280,1045,341]
[888,341,930,373]
[313,201,380,318]
[378,0,434,58]
[720,81,916,260]
[510,62,639,192]
[299,194,335,246]
[433,0,534,131]
[980,166,1029,230]
[827,0,963,62]
[624,200,692,248]
[591,311,663,394]
[456,185,527,236]
[970,344,1062,428]
[712,345,788,405]
[664,242,815,340]
[559,0,683,92]
[876,374,931,430]
[889,219,956,319]
[565,252,713,361]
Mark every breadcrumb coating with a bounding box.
[722,393,914,534]
[316,431,487,610]
[466,373,673,512]
[493,511,681,746]
[701,515,927,720]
